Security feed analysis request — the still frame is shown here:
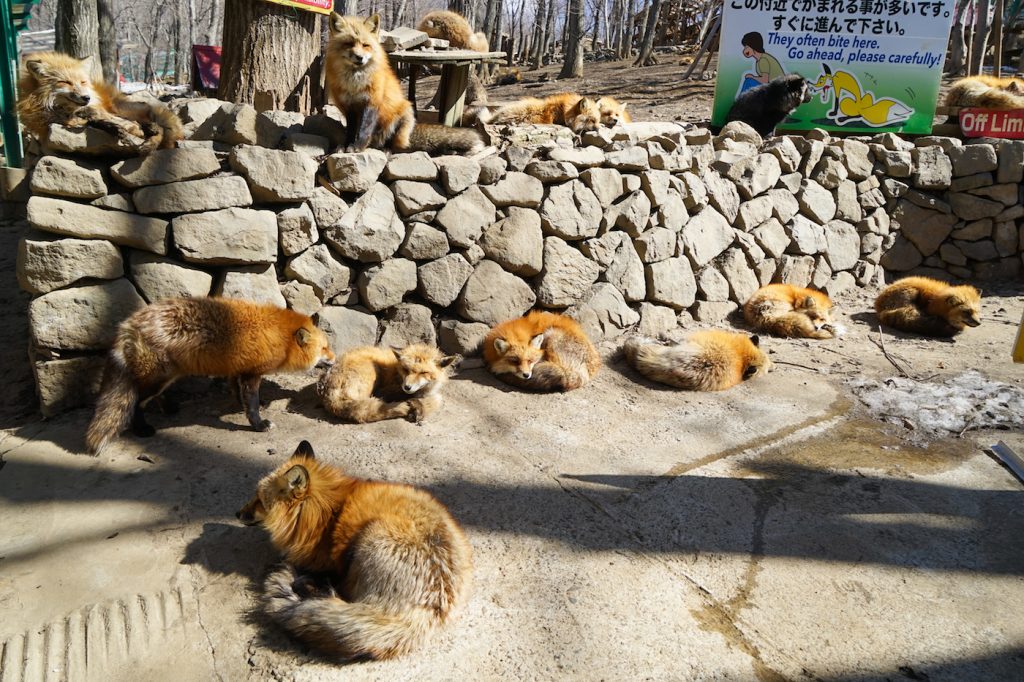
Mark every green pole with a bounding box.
[1,0,25,167]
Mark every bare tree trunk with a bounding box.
[530,0,548,69]
[633,0,663,66]
[619,0,636,59]
[544,0,556,56]
[970,0,993,75]
[56,0,101,80]
[219,0,324,113]
[96,0,117,83]
[174,8,190,86]
[558,0,584,77]
[947,0,971,76]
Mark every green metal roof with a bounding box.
[9,0,41,30]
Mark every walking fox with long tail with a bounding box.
[236,440,473,661]
[17,51,183,153]
[317,344,461,423]
[325,13,483,155]
[483,311,600,391]
[85,298,335,454]
[623,331,772,391]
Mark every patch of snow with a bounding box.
[849,371,1024,437]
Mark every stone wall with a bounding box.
[9,100,1024,415]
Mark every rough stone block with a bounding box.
[18,236,123,295]
[29,279,145,350]
[27,196,168,254]
[173,207,277,265]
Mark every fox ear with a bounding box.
[621,103,628,112]
[579,97,593,107]
[329,12,345,33]
[439,353,462,369]
[284,465,309,496]
[25,58,52,79]
[365,13,381,34]
[802,296,815,308]
[822,63,831,75]
[295,327,312,347]
[493,338,509,354]
[391,347,403,361]
[749,334,760,347]
[294,440,316,459]
[945,294,962,306]
[530,333,545,349]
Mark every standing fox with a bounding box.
[326,13,483,155]
[85,297,335,454]
[236,440,473,661]
[744,284,837,339]
[317,344,461,423]
[483,311,600,391]
[623,332,772,391]
[479,94,602,133]
[875,276,981,337]
[18,52,183,153]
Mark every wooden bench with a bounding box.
[390,49,506,127]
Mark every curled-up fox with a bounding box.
[237,440,473,661]
[317,344,461,423]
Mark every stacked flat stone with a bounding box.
[12,98,1024,416]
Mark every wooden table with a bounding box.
[390,49,506,127]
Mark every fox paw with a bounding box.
[133,423,156,438]
[254,419,275,432]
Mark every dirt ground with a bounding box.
[2,187,1024,681]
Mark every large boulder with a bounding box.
[172,207,277,265]
[29,279,145,350]
[457,260,536,325]
[17,236,123,295]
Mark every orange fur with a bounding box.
[483,311,600,391]
[237,441,473,661]
[482,93,602,133]
[417,11,486,51]
[85,297,335,453]
[875,276,982,337]
[596,96,631,126]
[944,76,1024,110]
[744,284,836,339]
[325,14,483,155]
[623,331,772,391]
[317,344,460,423]
[18,51,183,153]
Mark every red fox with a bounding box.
[596,97,631,126]
[17,51,183,153]
[236,440,473,661]
[483,311,600,391]
[623,332,772,391]
[326,13,484,155]
[944,75,1024,110]
[417,10,488,52]
[875,276,981,337]
[479,93,602,133]
[744,284,836,339]
[85,297,335,454]
[317,344,461,423]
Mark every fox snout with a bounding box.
[965,314,981,327]
[316,356,336,370]
[402,377,429,394]
[351,52,372,66]
[518,370,532,380]
[69,92,91,106]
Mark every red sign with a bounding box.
[959,108,1024,139]
[192,45,222,90]
[263,0,333,14]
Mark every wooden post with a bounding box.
[438,63,470,127]
[993,0,1004,74]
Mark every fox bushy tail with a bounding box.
[407,124,484,155]
[263,565,437,660]
[85,351,138,454]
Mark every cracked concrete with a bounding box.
[1,213,1024,679]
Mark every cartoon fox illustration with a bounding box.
[596,97,631,127]
[317,344,461,423]
[483,311,600,391]
[236,440,473,661]
[944,75,1024,110]
[810,64,912,127]
[622,331,772,391]
[326,13,484,155]
[417,10,488,52]
[875,276,981,337]
[744,284,837,340]
[85,297,335,454]
[479,94,602,133]
[17,51,183,153]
